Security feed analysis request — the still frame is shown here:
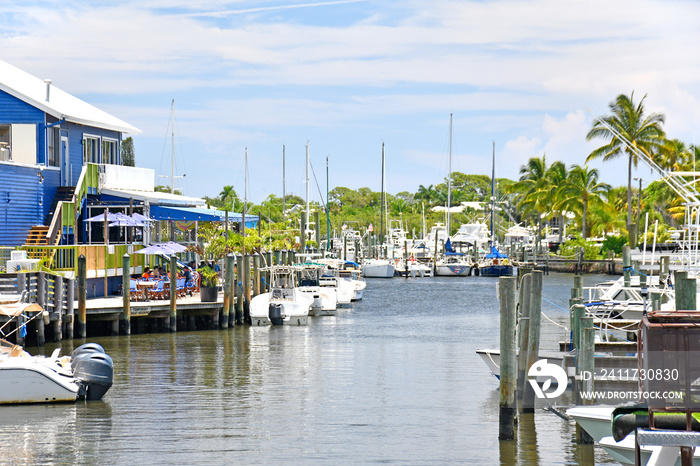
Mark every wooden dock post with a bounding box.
[499,275,518,440]
[404,240,409,278]
[674,270,695,311]
[121,254,131,335]
[659,255,670,283]
[65,278,74,340]
[77,255,87,339]
[622,245,631,288]
[235,254,244,325]
[522,270,543,413]
[572,304,585,353]
[253,253,261,297]
[577,318,595,444]
[222,253,234,328]
[300,211,307,251]
[52,274,63,342]
[36,271,46,346]
[516,272,532,411]
[244,254,251,322]
[169,255,177,332]
[314,210,321,248]
[650,291,661,312]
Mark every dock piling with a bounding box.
[223,254,234,328]
[65,278,74,340]
[169,255,177,332]
[52,274,63,342]
[121,254,131,335]
[522,270,543,412]
[235,254,244,324]
[516,272,532,412]
[499,275,518,440]
[77,254,87,339]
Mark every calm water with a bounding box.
[1,273,619,465]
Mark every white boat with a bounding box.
[475,348,566,382]
[297,264,338,316]
[452,222,491,253]
[599,433,700,465]
[0,339,113,404]
[338,269,366,300]
[361,258,395,278]
[566,405,617,443]
[250,266,313,326]
[435,251,472,277]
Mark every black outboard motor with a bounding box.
[269,303,284,325]
[71,343,114,401]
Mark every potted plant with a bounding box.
[199,266,220,302]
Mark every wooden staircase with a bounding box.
[45,186,75,225]
[26,226,50,246]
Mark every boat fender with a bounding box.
[503,259,509,265]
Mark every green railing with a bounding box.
[19,244,147,275]
[46,163,99,246]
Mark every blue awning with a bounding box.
[149,206,259,226]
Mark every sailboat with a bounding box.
[362,143,395,279]
[435,114,472,277]
[478,141,514,277]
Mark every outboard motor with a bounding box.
[72,343,114,401]
[311,293,322,312]
[269,303,284,325]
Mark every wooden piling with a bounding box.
[169,255,177,332]
[15,273,27,346]
[314,210,321,248]
[222,254,234,328]
[244,254,251,322]
[499,276,518,440]
[253,253,261,297]
[674,270,695,311]
[235,254,244,324]
[516,272,532,411]
[300,211,307,251]
[404,240,409,278]
[35,271,46,346]
[77,254,87,339]
[622,245,631,288]
[121,254,131,335]
[65,278,74,340]
[577,320,595,444]
[52,274,63,342]
[522,270,543,413]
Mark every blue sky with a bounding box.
[2,0,699,204]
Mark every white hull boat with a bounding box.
[361,259,395,278]
[0,340,113,404]
[250,266,313,326]
[298,286,337,316]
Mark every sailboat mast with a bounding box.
[447,113,452,237]
[282,145,286,224]
[170,99,175,195]
[306,141,310,229]
[243,147,247,240]
[380,142,385,250]
[326,155,330,252]
[490,140,495,247]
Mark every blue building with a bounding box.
[0,59,141,247]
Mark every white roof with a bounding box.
[0,60,140,134]
[101,188,205,207]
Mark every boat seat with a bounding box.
[10,345,25,357]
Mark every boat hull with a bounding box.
[362,262,395,278]
[479,264,514,277]
[250,291,312,326]
[435,264,470,276]
[0,363,80,404]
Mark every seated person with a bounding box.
[183,266,192,282]
[142,267,153,280]
[152,267,161,279]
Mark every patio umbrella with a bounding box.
[109,213,145,227]
[84,212,121,222]
[134,242,186,255]
[131,212,154,223]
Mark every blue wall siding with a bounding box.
[0,164,61,246]
[65,123,121,186]
[0,91,46,165]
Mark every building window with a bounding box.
[102,138,118,165]
[47,127,60,167]
[83,135,100,164]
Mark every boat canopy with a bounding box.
[485,246,508,259]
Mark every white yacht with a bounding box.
[250,266,313,326]
[361,258,395,278]
[0,339,113,404]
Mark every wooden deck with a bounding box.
[83,292,225,320]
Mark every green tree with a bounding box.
[586,92,666,229]
[155,185,181,195]
[120,136,135,166]
[508,155,550,244]
[557,165,610,238]
[656,138,691,171]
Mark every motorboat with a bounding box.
[476,348,565,382]
[297,264,338,316]
[250,266,313,326]
[338,268,367,300]
[0,339,113,404]
[361,258,395,278]
[566,405,617,443]
[478,246,514,277]
[452,222,490,253]
[435,251,472,277]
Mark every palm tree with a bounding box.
[656,138,691,171]
[219,185,238,212]
[557,165,611,238]
[586,93,665,232]
[546,161,569,244]
[507,155,549,250]
[415,184,438,206]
